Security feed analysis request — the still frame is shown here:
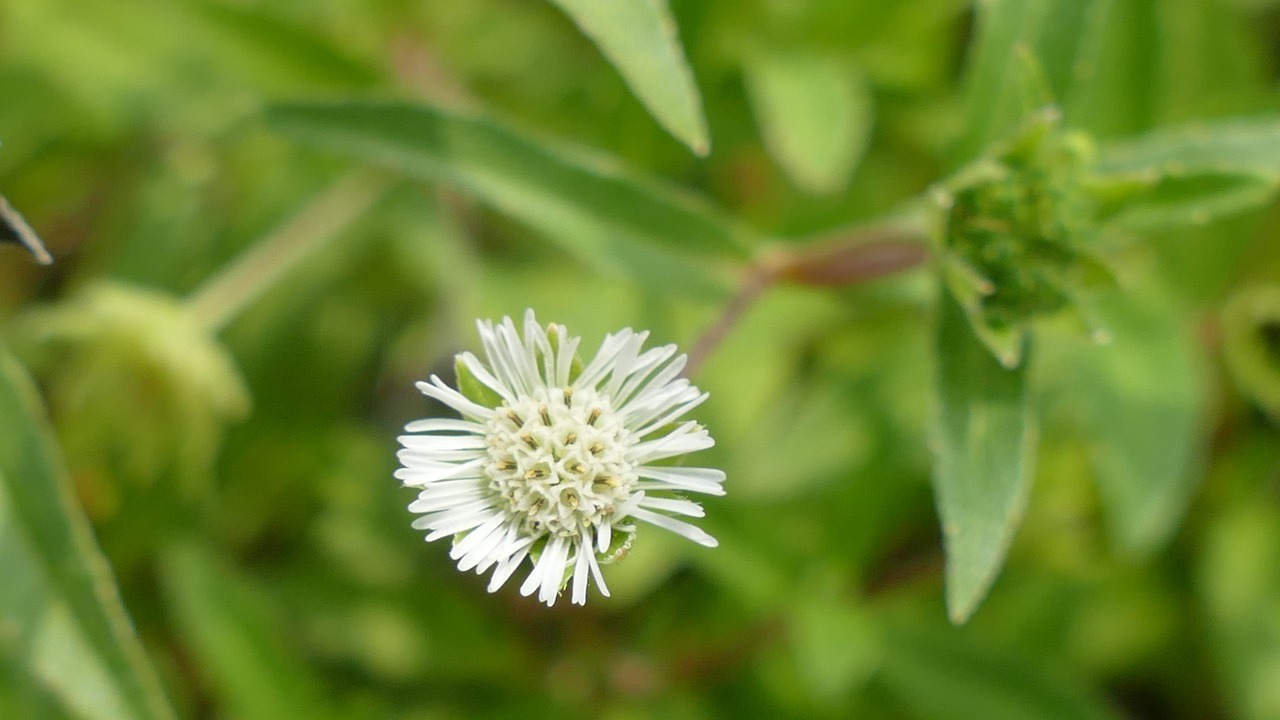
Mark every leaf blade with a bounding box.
[744,52,875,195]
[1074,292,1209,554]
[547,0,709,155]
[266,101,750,297]
[0,344,174,720]
[953,0,1050,165]
[1097,116,1280,177]
[931,292,1037,623]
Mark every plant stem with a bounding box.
[684,219,932,377]
[684,260,780,378]
[186,169,392,332]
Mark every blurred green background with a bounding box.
[4,0,1280,718]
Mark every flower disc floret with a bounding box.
[485,386,635,539]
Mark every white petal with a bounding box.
[637,496,705,517]
[540,537,571,605]
[596,522,611,554]
[458,530,509,573]
[394,457,486,487]
[414,492,492,516]
[423,507,497,540]
[628,507,719,548]
[478,320,529,397]
[397,434,487,451]
[498,315,541,393]
[553,333,581,387]
[458,351,516,402]
[407,488,484,513]
[476,531,532,574]
[398,448,487,463]
[519,538,559,599]
[617,352,686,410]
[487,546,530,592]
[630,423,714,463]
[612,344,678,406]
[416,378,493,420]
[588,550,610,597]
[571,538,591,605]
[396,477,485,493]
[632,393,710,438]
[449,514,507,561]
[612,491,646,520]
[635,466,726,496]
[575,330,631,389]
[622,379,701,427]
[404,418,485,433]
[605,332,647,399]
[522,310,557,387]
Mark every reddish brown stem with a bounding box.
[683,260,779,378]
[684,224,932,378]
[778,236,930,287]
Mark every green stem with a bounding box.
[186,169,393,332]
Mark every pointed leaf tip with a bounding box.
[546,0,709,155]
[932,292,1037,623]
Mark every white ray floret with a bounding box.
[396,309,724,606]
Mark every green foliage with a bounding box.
[0,344,173,720]
[931,292,1035,623]
[1,0,1280,717]
[546,0,710,155]
[1065,287,1210,554]
[934,110,1105,367]
[743,50,875,195]
[266,100,749,297]
[11,282,250,493]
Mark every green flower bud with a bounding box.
[10,281,250,498]
[932,109,1113,367]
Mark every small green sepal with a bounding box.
[455,355,505,408]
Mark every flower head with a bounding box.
[396,310,723,606]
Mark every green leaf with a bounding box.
[1069,290,1209,554]
[954,0,1051,165]
[1033,0,1100,103]
[1097,116,1280,177]
[877,618,1123,720]
[1154,0,1269,124]
[743,51,875,195]
[931,291,1037,624]
[266,101,750,297]
[546,0,709,155]
[1106,171,1279,232]
[959,0,1168,155]
[1061,0,1160,138]
[159,543,333,720]
[0,344,174,720]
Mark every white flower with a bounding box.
[396,309,723,606]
